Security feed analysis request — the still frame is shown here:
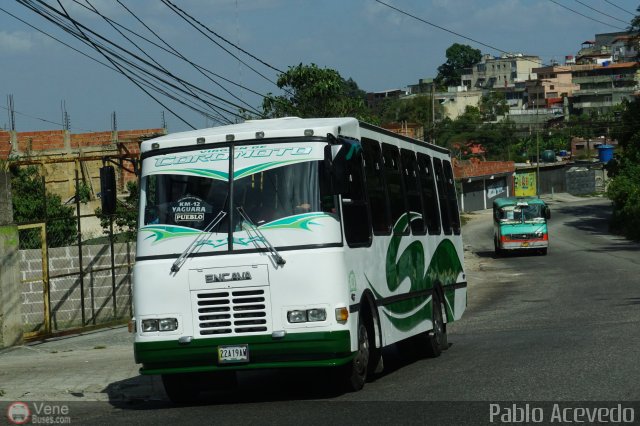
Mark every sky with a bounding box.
[0,0,638,133]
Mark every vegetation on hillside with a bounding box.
[606,99,640,241]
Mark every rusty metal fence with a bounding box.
[13,162,136,340]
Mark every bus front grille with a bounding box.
[195,288,270,336]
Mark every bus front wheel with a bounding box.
[339,315,370,392]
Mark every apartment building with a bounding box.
[526,65,579,109]
[571,61,640,114]
[462,53,542,90]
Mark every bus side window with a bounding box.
[417,153,441,235]
[443,160,461,235]
[341,146,372,247]
[400,148,426,236]
[433,158,452,235]
[381,143,409,236]
[362,138,391,235]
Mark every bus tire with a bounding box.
[494,237,503,257]
[539,248,548,255]
[421,290,447,358]
[339,314,370,392]
[162,373,200,404]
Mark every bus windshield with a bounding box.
[497,204,545,224]
[138,141,341,255]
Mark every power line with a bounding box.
[84,0,232,125]
[0,101,94,132]
[160,0,289,95]
[18,0,254,124]
[548,0,627,30]
[573,0,631,25]
[2,3,232,126]
[52,0,197,129]
[161,0,284,75]
[604,0,637,17]
[373,0,511,56]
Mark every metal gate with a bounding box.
[17,223,51,340]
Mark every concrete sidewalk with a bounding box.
[0,326,164,402]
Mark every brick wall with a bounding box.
[4,128,165,200]
[19,242,135,332]
[453,158,515,179]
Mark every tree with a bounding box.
[629,5,640,31]
[479,92,509,121]
[10,165,77,248]
[378,95,438,128]
[607,99,640,240]
[261,63,376,122]
[434,43,482,89]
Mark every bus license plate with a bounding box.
[521,242,529,247]
[218,344,249,363]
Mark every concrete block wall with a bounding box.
[19,242,135,332]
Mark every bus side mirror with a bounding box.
[324,144,348,195]
[544,206,551,220]
[99,166,117,215]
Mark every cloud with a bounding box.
[0,31,34,53]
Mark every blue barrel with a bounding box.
[559,150,567,156]
[597,145,614,163]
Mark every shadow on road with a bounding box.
[555,202,612,236]
[103,344,429,409]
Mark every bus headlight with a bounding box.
[158,318,179,331]
[142,319,159,332]
[307,308,326,322]
[141,318,179,332]
[287,310,307,323]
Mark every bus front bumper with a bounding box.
[501,240,548,250]
[135,330,353,375]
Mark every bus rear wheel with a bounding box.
[418,291,447,358]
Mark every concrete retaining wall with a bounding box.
[19,242,135,332]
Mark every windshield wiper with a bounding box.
[236,206,286,266]
[170,210,227,274]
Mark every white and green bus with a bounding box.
[131,117,467,402]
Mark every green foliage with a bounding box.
[376,94,440,137]
[95,180,138,242]
[77,180,92,204]
[434,43,482,89]
[10,165,77,249]
[606,99,640,240]
[479,92,509,121]
[261,63,376,122]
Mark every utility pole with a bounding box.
[536,82,540,197]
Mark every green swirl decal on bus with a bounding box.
[233,159,314,180]
[368,213,463,331]
[259,213,327,231]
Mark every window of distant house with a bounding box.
[550,85,555,90]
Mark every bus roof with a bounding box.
[492,196,547,208]
[141,117,360,152]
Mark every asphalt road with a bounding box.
[7,196,640,425]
